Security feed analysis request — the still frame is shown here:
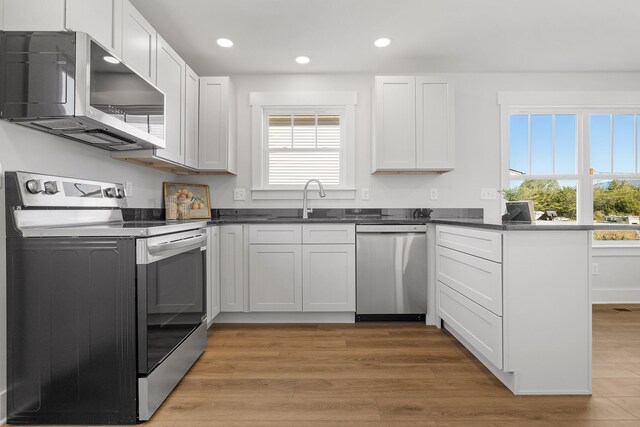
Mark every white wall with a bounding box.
[185,72,640,224]
[0,122,176,421]
[592,246,640,303]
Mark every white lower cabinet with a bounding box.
[249,245,302,312]
[302,244,355,312]
[245,224,356,314]
[436,282,503,368]
[206,226,221,325]
[436,245,502,315]
[220,225,245,312]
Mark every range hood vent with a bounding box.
[0,31,166,151]
[33,119,88,131]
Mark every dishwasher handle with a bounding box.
[356,224,427,233]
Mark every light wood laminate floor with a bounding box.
[40,305,640,426]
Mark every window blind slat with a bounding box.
[267,113,341,186]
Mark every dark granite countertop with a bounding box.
[202,208,637,231]
[123,207,639,231]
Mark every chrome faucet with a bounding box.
[302,179,326,219]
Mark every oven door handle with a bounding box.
[147,233,207,255]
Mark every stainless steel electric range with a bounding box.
[5,171,208,424]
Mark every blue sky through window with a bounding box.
[511,113,639,177]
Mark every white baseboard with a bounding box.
[213,312,355,323]
[592,289,640,304]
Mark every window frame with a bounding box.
[250,91,357,200]
[499,92,640,246]
[261,107,346,190]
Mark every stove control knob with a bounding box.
[44,181,59,195]
[25,179,44,194]
[116,188,125,199]
[105,187,117,198]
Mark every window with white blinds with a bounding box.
[266,113,342,186]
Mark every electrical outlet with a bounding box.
[430,189,438,200]
[233,188,246,201]
[480,188,498,200]
[124,181,133,197]
[361,188,370,201]
[592,263,599,275]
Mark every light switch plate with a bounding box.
[592,263,599,275]
[233,188,246,201]
[430,189,438,200]
[480,188,498,200]
[361,188,370,201]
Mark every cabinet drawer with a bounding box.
[249,225,301,244]
[436,246,502,315]
[302,224,355,244]
[437,283,503,369]
[436,225,502,262]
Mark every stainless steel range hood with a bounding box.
[0,31,166,151]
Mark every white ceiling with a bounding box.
[131,0,640,75]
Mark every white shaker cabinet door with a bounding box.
[198,76,236,173]
[220,225,244,312]
[206,227,221,325]
[66,0,116,52]
[302,244,356,312]
[373,76,416,171]
[121,0,156,82]
[249,245,303,312]
[416,78,455,171]
[184,64,200,169]
[154,35,185,163]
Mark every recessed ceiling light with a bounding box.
[374,37,391,48]
[295,56,310,64]
[216,38,234,48]
[102,55,120,64]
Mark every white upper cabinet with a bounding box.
[416,77,455,170]
[184,65,200,169]
[199,76,237,173]
[66,0,116,52]
[372,76,455,172]
[154,35,185,163]
[121,0,156,82]
[1,0,66,31]
[373,76,416,170]
[1,0,117,53]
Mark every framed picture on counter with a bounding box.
[163,182,212,219]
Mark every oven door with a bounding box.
[136,229,207,375]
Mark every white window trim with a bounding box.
[499,91,640,246]
[251,91,357,200]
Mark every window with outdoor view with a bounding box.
[506,109,640,242]
[590,114,640,241]
[506,113,578,222]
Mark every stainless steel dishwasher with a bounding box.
[356,224,428,321]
